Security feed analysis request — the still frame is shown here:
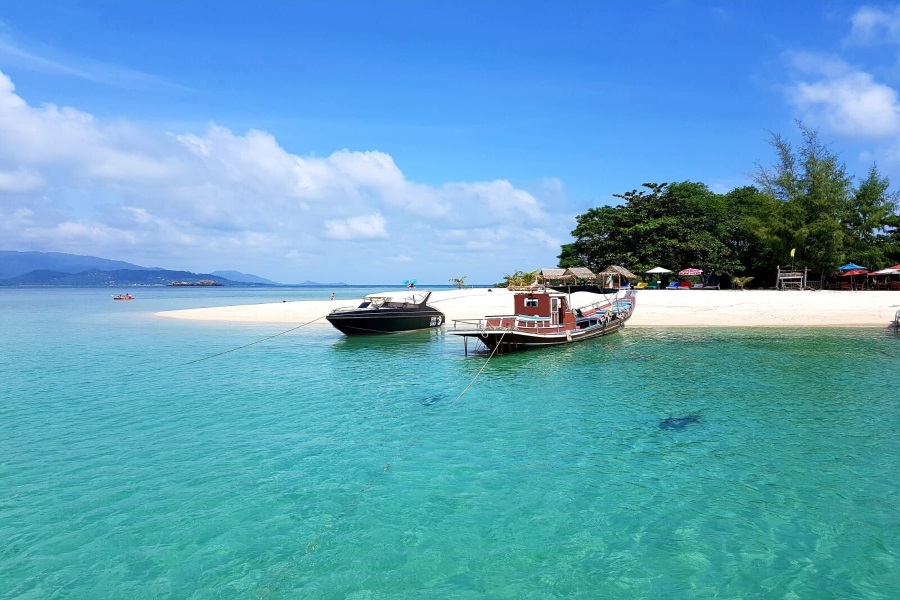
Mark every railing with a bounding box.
[453,314,568,334]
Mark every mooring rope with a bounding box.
[184,315,329,365]
[257,328,509,599]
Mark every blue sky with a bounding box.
[2,1,900,284]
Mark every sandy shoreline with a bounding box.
[155,288,900,328]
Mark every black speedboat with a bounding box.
[326,290,445,335]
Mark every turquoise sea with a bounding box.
[2,287,899,599]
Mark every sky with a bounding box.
[2,1,900,284]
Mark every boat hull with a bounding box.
[326,309,445,335]
[455,318,626,353]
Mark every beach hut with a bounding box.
[598,265,637,290]
[868,267,900,290]
[539,268,573,287]
[564,267,597,283]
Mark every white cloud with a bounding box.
[0,168,44,192]
[0,29,187,91]
[848,5,900,45]
[0,69,569,282]
[785,52,900,138]
[324,213,389,240]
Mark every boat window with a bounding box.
[525,298,539,307]
[358,301,371,308]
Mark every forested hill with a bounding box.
[0,251,277,286]
[0,250,154,279]
[0,268,268,287]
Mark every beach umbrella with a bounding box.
[678,268,703,276]
[839,268,868,290]
[838,262,866,271]
[645,266,672,284]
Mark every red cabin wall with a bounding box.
[514,293,551,317]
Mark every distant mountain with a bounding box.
[0,268,270,287]
[0,251,278,287]
[0,250,155,279]
[212,270,279,285]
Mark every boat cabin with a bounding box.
[513,290,575,328]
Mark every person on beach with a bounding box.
[331,292,335,300]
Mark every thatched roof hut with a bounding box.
[565,267,596,281]
[599,265,637,280]
[539,268,572,282]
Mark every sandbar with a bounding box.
[155,288,900,328]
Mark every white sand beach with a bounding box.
[155,288,900,328]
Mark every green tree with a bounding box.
[500,270,539,287]
[843,165,899,267]
[754,123,852,279]
[565,182,741,277]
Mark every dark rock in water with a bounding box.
[659,414,701,430]
[421,394,447,406]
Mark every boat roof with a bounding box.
[364,290,432,303]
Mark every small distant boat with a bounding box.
[451,287,635,354]
[326,290,445,335]
[112,294,134,301]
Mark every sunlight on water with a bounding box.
[1,289,898,598]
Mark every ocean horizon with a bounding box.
[2,287,898,598]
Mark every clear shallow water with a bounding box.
[1,288,899,599]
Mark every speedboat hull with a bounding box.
[326,309,444,335]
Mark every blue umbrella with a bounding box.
[839,262,866,271]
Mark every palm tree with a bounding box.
[502,270,539,287]
[449,276,467,289]
[732,276,754,290]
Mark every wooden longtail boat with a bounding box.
[451,287,635,354]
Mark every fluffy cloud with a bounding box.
[324,213,389,240]
[0,70,568,282]
[785,52,900,138]
[848,5,900,45]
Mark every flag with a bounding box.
[790,248,795,258]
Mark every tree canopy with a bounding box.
[561,124,899,286]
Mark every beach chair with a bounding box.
[646,281,659,289]
[691,283,704,290]
[636,282,648,289]
[666,281,680,290]
[839,281,851,291]
[891,281,900,291]
[678,281,692,289]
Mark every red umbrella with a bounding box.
[840,269,868,276]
